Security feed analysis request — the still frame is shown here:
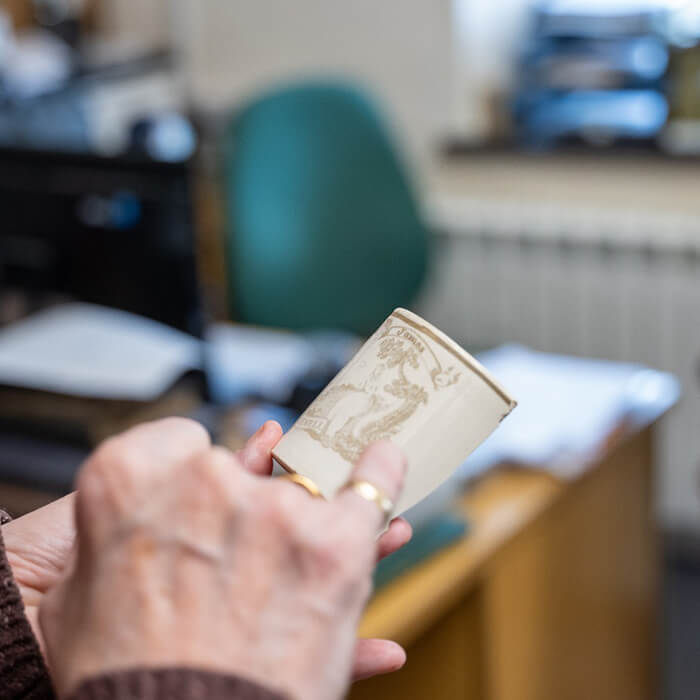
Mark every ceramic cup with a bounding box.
[272,308,516,517]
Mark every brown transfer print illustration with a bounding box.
[297,317,462,463]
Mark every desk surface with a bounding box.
[360,467,562,646]
[359,423,635,648]
[352,424,658,700]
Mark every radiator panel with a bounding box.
[419,232,700,531]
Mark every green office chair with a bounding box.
[221,81,429,335]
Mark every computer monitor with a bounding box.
[0,146,204,336]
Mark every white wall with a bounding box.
[453,0,533,139]
[95,0,537,160]
[168,0,457,170]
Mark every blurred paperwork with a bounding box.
[0,304,680,488]
[0,302,357,404]
[0,303,201,400]
[463,344,681,481]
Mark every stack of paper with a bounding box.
[460,344,681,480]
[0,303,202,401]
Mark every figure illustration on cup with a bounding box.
[273,309,517,519]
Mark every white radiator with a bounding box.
[420,195,700,532]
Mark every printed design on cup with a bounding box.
[297,317,462,463]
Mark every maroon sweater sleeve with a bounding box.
[67,669,288,700]
[0,511,55,700]
[1,511,286,700]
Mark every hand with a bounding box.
[5,420,411,680]
[4,419,411,681]
[39,418,407,700]
[4,421,285,642]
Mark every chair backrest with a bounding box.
[221,81,429,335]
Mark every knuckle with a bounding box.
[77,434,155,513]
[305,534,347,577]
[189,449,223,484]
[131,416,210,445]
[180,448,243,511]
[207,446,241,482]
[301,521,365,583]
[89,436,143,482]
[254,482,302,532]
[158,417,211,448]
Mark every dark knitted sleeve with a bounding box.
[67,669,287,700]
[0,511,56,700]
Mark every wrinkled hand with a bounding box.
[38,418,407,700]
[4,419,411,683]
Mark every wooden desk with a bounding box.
[350,425,657,700]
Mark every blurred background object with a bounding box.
[0,148,202,333]
[513,0,672,148]
[221,81,429,335]
[1,0,700,698]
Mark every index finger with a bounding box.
[333,441,407,534]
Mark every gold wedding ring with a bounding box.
[342,479,394,525]
[279,472,323,499]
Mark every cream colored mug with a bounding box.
[272,309,516,517]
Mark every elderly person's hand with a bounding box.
[3,420,285,642]
[38,418,407,700]
[4,420,411,682]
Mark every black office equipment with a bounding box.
[0,147,203,336]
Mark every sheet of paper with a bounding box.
[459,344,681,481]
[0,303,201,400]
[205,323,317,404]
